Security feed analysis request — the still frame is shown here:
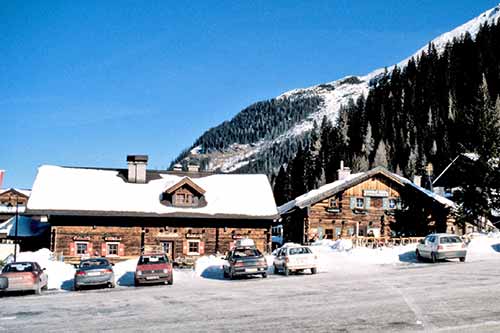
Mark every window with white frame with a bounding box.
[187,240,200,255]
[76,242,88,255]
[107,242,119,256]
[356,198,364,208]
[389,198,397,209]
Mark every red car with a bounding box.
[0,262,48,295]
[134,253,173,286]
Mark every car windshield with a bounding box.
[288,247,311,255]
[439,236,463,244]
[232,248,261,258]
[2,263,34,273]
[80,259,109,268]
[139,255,168,265]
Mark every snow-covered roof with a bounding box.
[278,167,456,215]
[0,216,49,237]
[27,165,279,220]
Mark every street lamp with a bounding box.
[7,194,19,262]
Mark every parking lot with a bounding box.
[1,257,500,332]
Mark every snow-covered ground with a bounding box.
[7,234,500,291]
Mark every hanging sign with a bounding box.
[363,190,389,197]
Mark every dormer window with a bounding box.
[162,177,207,208]
[174,191,195,206]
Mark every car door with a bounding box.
[422,236,433,258]
[34,263,46,287]
[225,251,234,273]
[274,248,283,268]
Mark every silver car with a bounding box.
[416,233,467,263]
[74,258,115,290]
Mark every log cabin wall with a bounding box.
[49,216,271,263]
[52,225,142,263]
[306,176,402,242]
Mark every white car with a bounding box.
[273,245,317,276]
[416,233,467,263]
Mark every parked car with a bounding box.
[134,253,173,286]
[273,245,317,276]
[74,258,115,290]
[223,246,268,279]
[0,262,48,295]
[416,233,467,263]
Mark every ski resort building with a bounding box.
[26,155,279,264]
[278,164,458,244]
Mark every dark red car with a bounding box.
[134,253,173,286]
[0,262,48,295]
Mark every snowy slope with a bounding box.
[185,4,500,173]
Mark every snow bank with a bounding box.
[113,258,137,287]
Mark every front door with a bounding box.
[161,241,175,261]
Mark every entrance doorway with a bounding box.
[161,241,175,261]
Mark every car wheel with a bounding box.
[284,266,289,276]
[134,279,140,287]
[74,283,80,291]
[223,270,229,279]
[262,272,267,278]
[167,278,173,285]
[34,283,41,295]
[460,257,466,262]
[273,264,279,274]
[431,252,437,263]
[311,267,317,275]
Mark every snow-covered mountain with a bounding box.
[175,4,500,174]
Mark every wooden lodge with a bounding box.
[278,163,457,244]
[0,188,30,223]
[26,155,279,264]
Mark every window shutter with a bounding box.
[317,227,324,239]
[382,198,389,209]
[199,242,205,255]
[182,240,188,255]
[101,243,107,257]
[350,197,356,209]
[88,242,93,256]
[365,197,371,209]
[118,243,125,256]
[69,242,76,256]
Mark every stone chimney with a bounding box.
[413,175,422,187]
[337,160,351,181]
[127,155,148,183]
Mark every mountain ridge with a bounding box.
[173,4,500,175]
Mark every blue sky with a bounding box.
[1,0,498,188]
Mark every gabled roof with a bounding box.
[164,177,206,195]
[0,188,31,198]
[278,167,456,215]
[26,165,278,220]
